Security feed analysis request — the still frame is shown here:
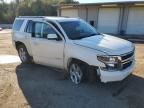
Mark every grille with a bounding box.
[122,61,133,70]
[121,51,134,60]
[120,51,134,70]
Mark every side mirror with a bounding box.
[47,34,58,40]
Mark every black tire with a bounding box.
[17,44,32,63]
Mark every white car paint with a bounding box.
[30,38,65,68]
[12,16,135,83]
[73,34,133,55]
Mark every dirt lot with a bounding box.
[0,30,144,108]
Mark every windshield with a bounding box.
[59,20,99,40]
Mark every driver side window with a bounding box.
[42,23,57,39]
[34,22,58,39]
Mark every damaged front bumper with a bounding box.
[99,60,135,83]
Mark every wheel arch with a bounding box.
[67,57,99,83]
[15,41,25,50]
[67,57,89,70]
[15,41,33,63]
[15,41,31,55]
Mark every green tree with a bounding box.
[0,0,79,23]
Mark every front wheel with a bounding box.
[69,62,85,84]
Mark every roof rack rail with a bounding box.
[60,16,70,18]
[19,16,45,18]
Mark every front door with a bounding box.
[30,21,65,68]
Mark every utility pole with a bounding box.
[16,0,19,17]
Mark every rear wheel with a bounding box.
[17,45,32,63]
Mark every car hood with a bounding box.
[73,34,134,55]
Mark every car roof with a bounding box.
[17,16,80,22]
[46,17,79,22]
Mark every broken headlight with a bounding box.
[97,55,121,71]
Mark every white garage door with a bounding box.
[78,8,87,20]
[126,7,144,35]
[97,8,120,34]
[61,9,78,18]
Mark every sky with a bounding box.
[78,0,144,3]
[4,0,14,3]
[3,0,144,3]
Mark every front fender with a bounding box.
[64,44,106,70]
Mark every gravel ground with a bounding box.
[0,30,144,108]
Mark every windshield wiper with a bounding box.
[77,33,100,39]
[72,36,86,40]
[87,33,100,37]
[71,33,101,40]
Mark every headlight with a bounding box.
[97,56,119,64]
[97,55,121,71]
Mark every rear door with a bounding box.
[30,21,65,68]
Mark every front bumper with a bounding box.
[99,60,135,83]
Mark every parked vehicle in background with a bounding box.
[12,16,135,84]
[0,27,3,31]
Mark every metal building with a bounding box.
[58,1,144,37]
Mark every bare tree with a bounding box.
[16,0,19,16]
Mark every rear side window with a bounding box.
[13,19,24,31]
[25,20,33,33]
[34,22,43,38]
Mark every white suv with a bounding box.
[12,16,135,84]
